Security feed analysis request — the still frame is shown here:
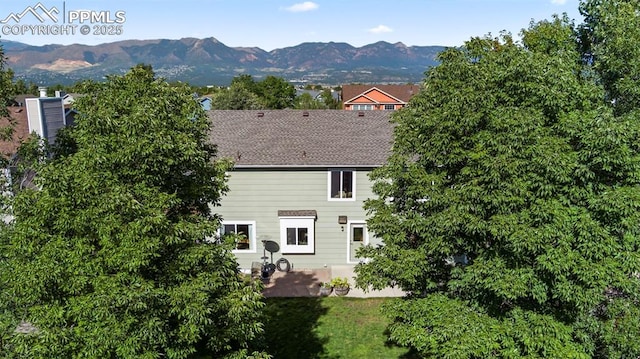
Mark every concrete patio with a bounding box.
[260,266,406,298]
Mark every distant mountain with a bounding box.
[1,40,30,51]
[1,37,446,86]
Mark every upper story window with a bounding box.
[352,104,373,110]
[328,170,355,201]
[220,221,256,253]
[384,104,395,110]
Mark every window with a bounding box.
[352,104,373,110]
[220,221,256,252]
[287,227,308,246]
[329,170,355,200]
[384,104,395,110]
[279,215,315,254]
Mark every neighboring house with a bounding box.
[208,109,393,272]
[295,88,321,99]
[54,91,84,106]
[6,88,75,149]
[26,88,68,146]
[295,88,341,102]
[0,106,30,159]
[9,94,37,108]
[199,96,212,111]
[341,84,420,111]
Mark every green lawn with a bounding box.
[263,297,417,359]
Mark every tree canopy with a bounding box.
[355,4,640,358]
[0,39,16,144]
[0,65,269,358]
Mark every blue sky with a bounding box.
[1,0,582,49]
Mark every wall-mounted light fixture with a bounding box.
[338,215,347,232]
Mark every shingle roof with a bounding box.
[341,84,420,103]
[0,106,30,159]
[208,110,394,167]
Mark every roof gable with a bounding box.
[345,87,406,104]
[341,84,420,104]
[208,110,393,167]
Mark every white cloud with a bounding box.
[368,25,393,34]
[550,0,567,4]
[284,2,319,12]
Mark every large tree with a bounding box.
[210,81,265,110]
[254,75,295,109]
[578,0,640,116]
[0,39,16,142]
[355,9,640,358]
[1,65,269,358]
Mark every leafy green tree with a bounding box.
[11,79,33,96]
[1,65,270,358]
[356,12,640,358]
[210,82,265,110]
[255,75,295,109]
[231,74,258,94]
[293,89,341,110]
[319,89,341,109]
[294,92,322,109]
[579,0,640,116]
[0,40,14,119]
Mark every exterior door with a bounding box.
[348,222,367,263]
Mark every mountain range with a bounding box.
[0,37,446,86]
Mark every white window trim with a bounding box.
[352,104,374,110]
[222,220,257,254]
[327,169,356,202]
[347,220,369,264]
[279,216,315,254]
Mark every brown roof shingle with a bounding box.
[0,106,31,159]
[208,110,393,167]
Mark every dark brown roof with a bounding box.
[208,110,393,167]
[341,84,420,103]
[10,94,37,107]
[0,106,31,159]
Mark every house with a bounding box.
[341,84,420,111]
[295,88,341,102]
[25,87,68,146]
[208,109,393,272]
[54,90,84,106]
[0,105,30,159]
[199,96,212,111]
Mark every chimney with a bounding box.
[38,86,47,98]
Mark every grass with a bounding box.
[262,297,417,359]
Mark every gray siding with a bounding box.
[25,98,65,145]
[214,168,380,270]
[40,99,65,145]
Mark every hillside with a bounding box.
[1,37,445,86]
